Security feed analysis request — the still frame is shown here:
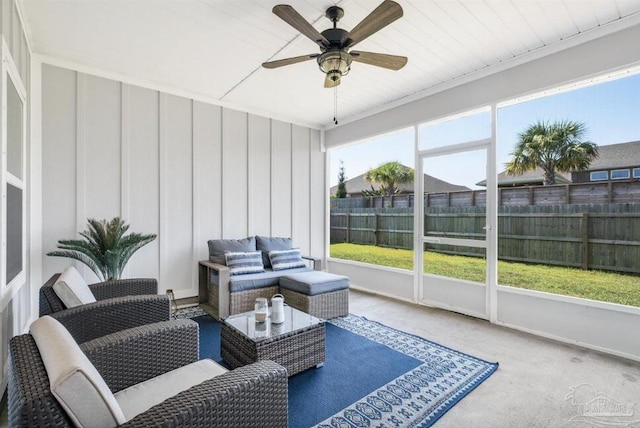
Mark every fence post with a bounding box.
[580,212,589,270]
[374,213,379,246]
[346,213,350,244]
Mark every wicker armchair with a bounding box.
[8,318,289,428]
[40,272,161,316]
[39,273,170,343]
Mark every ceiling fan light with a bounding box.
[327,70,341,82]
[318,51,352,76]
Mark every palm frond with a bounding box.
[46,250,105,281]
[47,217,157,281]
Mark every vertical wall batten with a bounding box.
[121,85,130,222]
[75,73,85,239]
[158,93,167,290]
[120,84,130,277]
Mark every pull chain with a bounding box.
[333,86,338,125]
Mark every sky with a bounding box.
[329,71,640,189]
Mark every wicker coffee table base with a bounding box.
[221,322,325,377]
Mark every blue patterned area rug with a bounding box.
[313,315,499,428]
[191,312,498,428]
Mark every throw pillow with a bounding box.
[269,248,306,271]
[224,251,265,276]
[208,237,256,265]
[52,266,97,308]
[256,236,293,269]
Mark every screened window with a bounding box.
[611,169,630,180]
[590,171,608,181]
[1,43,26,300]
[633,168,640,178]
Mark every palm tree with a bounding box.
[364,161,414,196]
[506,120,598,185]
[47,217,157,281]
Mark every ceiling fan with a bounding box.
[262,0,407,88]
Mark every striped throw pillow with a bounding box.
[224,251,265,276]
[269,248,306,271]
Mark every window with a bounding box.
[634,168,640,178]
[611,169,630,180]
[0,40,27,309]
[329,128,415,274]
[590,171,608,181]
[497,70,640,309]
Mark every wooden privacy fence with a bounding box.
[331,179,640,209]
[330,204,640,274]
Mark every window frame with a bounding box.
[633,168,640,179]
[0,38,27,311]
[590,171,609,181]
[610,169,630,180]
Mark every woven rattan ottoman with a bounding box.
[279,271,350,319]
[221,305,325,376]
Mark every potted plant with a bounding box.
[47,217,157,281]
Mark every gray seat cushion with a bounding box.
[115,359,227,421]
[279,271,350,296]
[228,267,312,292]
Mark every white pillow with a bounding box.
[53,266,97,308]
[224,251,265,276]
[269,248,307,271]
[30,316,126,428]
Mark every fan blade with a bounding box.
[324,74,341,88]
[262,54,318,69]
[343,0,403,48]
[350,51,407,70]
[273,5,330,48]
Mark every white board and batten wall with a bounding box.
[41,64,325,300]
[325,23,640,361]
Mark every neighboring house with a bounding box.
[331,166,469,197]
[476,169,571,188]
[571,140,640,183]
[478,141,640,187]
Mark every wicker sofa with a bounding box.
[200,236,322,319]
[8,317,289,427]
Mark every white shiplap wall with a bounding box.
[0,0,32,398]
[41,64,325,299]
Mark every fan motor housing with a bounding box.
[321,28,349,48]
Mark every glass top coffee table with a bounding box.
[221,305,325,377]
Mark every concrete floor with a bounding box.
[2,289,639,427]
[348,289,640,428]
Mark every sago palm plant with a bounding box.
[47,217,157,282]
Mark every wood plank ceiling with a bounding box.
[20,0,640,128]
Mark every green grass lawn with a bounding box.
[330,243,640,307]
